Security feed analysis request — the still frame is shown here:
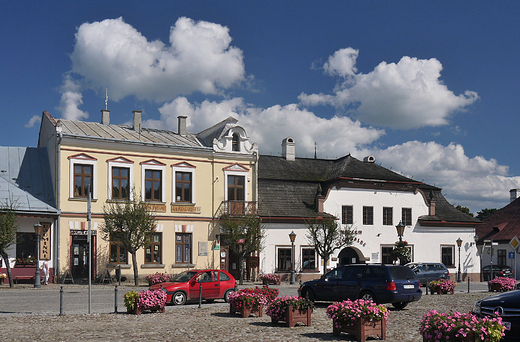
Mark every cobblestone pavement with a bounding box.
[0,281,496,341]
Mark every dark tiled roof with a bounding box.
[258,179,321,218]
[476,197,520,242]
[259,154,422,183]
[258,154,477,224]
[418,190,480,224]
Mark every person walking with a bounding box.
[42,259,49,285]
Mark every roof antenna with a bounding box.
[314,142,317,159]
[105,88,109,110]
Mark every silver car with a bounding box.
[405,262,450,286]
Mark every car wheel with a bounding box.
[303,289,316,302]
[359,291,377,303]
[171,291,187,305]
[392,301,409,309]
[223,289,234,303]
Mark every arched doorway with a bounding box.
[338,247,363,265]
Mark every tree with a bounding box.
[392,241,411,265]
[306,217,356,275]
[476,208,498,221]
[219,209,264,285]
[455,205,473,217]
[100,192,157,286]
[0,200,18,288]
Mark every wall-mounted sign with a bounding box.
[146,204,166,213]
[171,205,201,214]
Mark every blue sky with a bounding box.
[1,1,519,214]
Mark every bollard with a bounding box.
[59,286,64,316]
[115,286,118,313]
[468,277,470,293]
[198,283,202,308]
[425,279,429,295]
[118,265,121,286]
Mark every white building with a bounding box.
[258,138,480,282]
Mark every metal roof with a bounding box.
[0,147,58,215]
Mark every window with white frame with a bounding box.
[69,154,97,199]
[172,163,195,204]
[108,157,133,200]
[145,233,162,264]
[277,247,291,272]
[141,160,165,202]
[301,248,316,271]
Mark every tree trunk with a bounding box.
[131,252,139,286]
[323,257,329,275]
[0,252,14,288]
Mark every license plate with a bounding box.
[503,321,511,330]
[403,284,414,289]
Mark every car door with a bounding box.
[341,266,365,300]
[313,267,346,301]
[189,271,220,300]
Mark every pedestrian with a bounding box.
[42,258,49,285]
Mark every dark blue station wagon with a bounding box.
[298,264,422,309]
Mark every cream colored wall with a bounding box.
[57,144,256,279]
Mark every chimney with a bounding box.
[510,189,520,202]
[133,110,142,131]
[101,109,110,125]
[429,200,436,216]
[281,137,295,161]
[178,116,187,136]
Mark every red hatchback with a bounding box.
[149,269,236,305]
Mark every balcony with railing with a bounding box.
[215,201,257,217]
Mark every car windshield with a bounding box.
[389,266,417,280]
[171,271,198,283]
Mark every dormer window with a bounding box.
[232,132,240,152]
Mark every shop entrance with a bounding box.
[70,233,96,281]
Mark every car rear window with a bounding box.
[389,266,416,280]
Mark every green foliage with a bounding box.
[455,205,473,217]
[100,189,157,285]
[306,217,356,274]
[0,200,18,288]
[124,291,139,312]
[476,208,498,221]
[391,241,411,265]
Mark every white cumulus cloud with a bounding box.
[57,74,89,120]
[300,50,479,129]
[25,115,41,128]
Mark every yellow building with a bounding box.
[37,110,258,283]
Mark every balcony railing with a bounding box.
[216,201,257,217]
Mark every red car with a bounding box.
[149,269,236,305]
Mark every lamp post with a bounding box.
[33,223,42,288]
[456,237,463,282]
[395,221,405,243]
[289,231,296,284]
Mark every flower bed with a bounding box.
[266,295,314,326]
[145,272,171,286]
[419,310,505,342]
[124,289,167,314]
[327,299,388,340]
[228,286,278,318]
[488,277,517,292]
[259,273,281,285]
[428,279,457,294]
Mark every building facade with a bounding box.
[37,110,257,282]
[258,137,481,282]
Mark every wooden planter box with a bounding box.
[333,317,386,342]
[230,303,263,318]
[262,279,281,286]
[133,306,165,315]
[434,288,455,294]
[489,283,506,292]
[271,306,312,327]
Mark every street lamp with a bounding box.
[289,231,296,284]
[33,223,43,288]
[456,237,463,282]
[395,221,405,243]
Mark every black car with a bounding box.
[298,264,422,309]
[482,265,514,281]
[473,289,520,340]
[405,262,450,286]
